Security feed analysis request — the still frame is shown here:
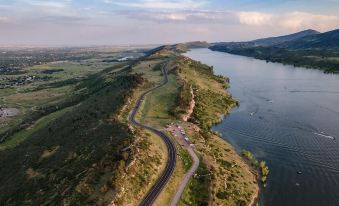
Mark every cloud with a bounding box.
[234,11,339,31]
[106,0,207,10]
[17,0,72,9]
[120,9,339,32]
[0,1,338,45]
[279,11,339,31]
[236,12,273,26]
[120,10,238,24]
[0,16,8,22]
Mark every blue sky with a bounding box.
[0,0,338,45]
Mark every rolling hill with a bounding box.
[276,29,339,49]
[252,29,320,47]
[210,29,339,73]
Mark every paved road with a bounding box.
[128,63,177,206]
[170,146,199,206]
[167,125,200,206]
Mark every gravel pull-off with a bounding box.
[0,108,19,118]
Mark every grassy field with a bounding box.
[138,73,179,128]
[0,50,143,137]
[0,62,99,136]
[179,161,210,206]
[132,58,179,128]
[0,105,74,150]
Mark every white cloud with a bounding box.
[121,9,339,32]
[235,11,339,31]
[279,11,339,31]
[107,0,207,10]
[1,1,339,45]
[121,10,237,24]
[0,16,8,22]
[18,0,72,9]
[236,12,273,26]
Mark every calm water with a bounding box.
[185,48,339,206]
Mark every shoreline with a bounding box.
[174,52,259,205]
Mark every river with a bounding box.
[184,48,339,206]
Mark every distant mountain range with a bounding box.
[146,41,209,55]
[209,29,339,73]
[277,29,339,49]
[252,29,320,47]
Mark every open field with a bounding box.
[0,49,145,141]
[0,105,74,150]
[138,73,179,128]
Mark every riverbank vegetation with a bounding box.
[168,54,258,205]
[242,150,269,185]
[173,56,237,130]
[182,123,259,206]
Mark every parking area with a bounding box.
[166,123,194,148]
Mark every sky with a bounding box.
[0,0,339,46]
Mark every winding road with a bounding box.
[128,62,177,206]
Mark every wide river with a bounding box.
[184,48,339,206]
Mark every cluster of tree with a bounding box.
[174,81,193,117]
[242,150,269,185]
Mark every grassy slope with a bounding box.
[0,70,143,205]
[132,48,258,206]
[174,56,258,206]
[0,105,74,150]
[111,59,170,205]
[0,51,157,205]
[0,58,119,137]
[175,56,237,130]
[182,123,258,206]
[138,73,179,128]
[130,57,192,206]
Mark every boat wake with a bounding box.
[314,132,335,140]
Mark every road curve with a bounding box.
[128,63,177,206]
